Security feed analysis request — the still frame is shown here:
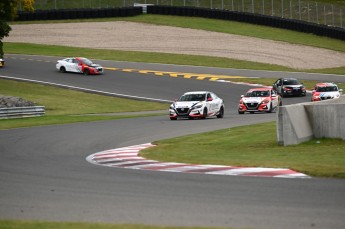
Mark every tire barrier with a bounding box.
[16,7,142,21]
[147,6,345,41]
[0,106,45,119]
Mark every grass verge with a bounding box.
[141,122,345,178]
[7,14,345,75]
[0,220,227,229]
[0,79,167,129]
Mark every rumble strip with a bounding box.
[86,143,310,178]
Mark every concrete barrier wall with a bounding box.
[304,96,345,140]
[277,103,313,146]
[277,95,345,146]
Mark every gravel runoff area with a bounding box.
[5,21,345,69]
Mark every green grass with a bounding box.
[7,14,345,75]
[4,42,295,72]
[0,79,167,129]
[0,220,228,229]
[141,122,345,178]
[10,15,345,52]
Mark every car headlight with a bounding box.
[192,105,203,110]
[262,99,270,104]
[170,104,175,109]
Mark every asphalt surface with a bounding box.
[1,55,345,229]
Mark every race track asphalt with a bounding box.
[1,55,345,229]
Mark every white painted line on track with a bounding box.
[0,75,172,103]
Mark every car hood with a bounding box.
[283,85,303,88]
[90,64,102,68]
[242,97,267,103]
[172,101,203,108]
[313,91,340,97]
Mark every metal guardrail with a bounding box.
[20,0,345,29]
[0,106,45,119]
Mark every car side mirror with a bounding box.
[240,95,244,98]
[312,90,316,94]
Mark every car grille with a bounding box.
[286,87,303,95]
[244,102,259,110]
[321,96,333,100]
[176,108,189,115]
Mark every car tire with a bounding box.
[238,111,245,114]
[83,68,90,75]
[201,108,207,119]
[170,117,177,120]
[59,66,66,73]
[267,102,273,113]
[216,107,224,118]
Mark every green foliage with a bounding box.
[0,0,34,58]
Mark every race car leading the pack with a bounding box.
[311,82,343,102]
[56,57,103,75]
[238,87,281,114]
[169,91,225,120]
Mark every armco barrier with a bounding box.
[16,7,142,21]
[146,6,345,41]
[0,106,45,119]
[16,6,344,40]
[277,95,345,146]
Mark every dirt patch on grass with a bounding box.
[5,21,345,69]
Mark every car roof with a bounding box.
[281,77,298,80]
[183,91,210,95]
[315,82,337,87]
[248,87,271,91]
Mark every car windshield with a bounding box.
[80,58,93,66]
[283,79,300,85]
[316,86,338,92]
[179,94,206,101]
[246,91,270,97]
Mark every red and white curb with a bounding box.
[86,143,310,178]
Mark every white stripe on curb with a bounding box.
[86,143,311,178]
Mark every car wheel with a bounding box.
[216,106,224,118]
[170,117,177,120]
[267,102,273,113]
[59,66,66,73]
[83,68,90,75]
[238,110,245,114]
[201,108,207,119]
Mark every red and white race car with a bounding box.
[238,87,281,114]
[169,91,225,120]
[311,82,343,102]
[56,57,103,75]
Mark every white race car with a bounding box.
[238,87,281,114]
[311,82,343,102]
[56,57,103,75]
[169,91,225,120]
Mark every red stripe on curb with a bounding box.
[86,143,310,178]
